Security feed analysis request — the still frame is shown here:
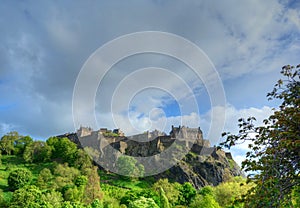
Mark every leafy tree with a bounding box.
[116,155,144,178]
[159,187,170,208]
[191,185,220,208]
[61,201,86,208]
[0,131,20,155]
[220,64,300,207]
[23,141,52,163]
[190,194,221,208]
[9,185,42,208]
[37,168,55,190]
[213,177,253,207]
[73,149,93,170]
[0,189,6,207]
[64,186,84,203]
[152,178,180,205]
[75,175,88,187]
[90,199,104,208]
[120,189,160,207]
[128,196,159,208]
[14,135,33,155]
[8,168,33,191]
[83,166,103,204]
[119,190,139,206]
[47,137,77,163]
[53,163,81,191]
[198,186,215,197]
[40,190,64,208]
[177,182,196,206]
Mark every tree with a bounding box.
[128,197,159,208]
[37,168,55,190]
[53,163,81,191]
[213,177,253,207]
[0,131,20,155]
[14,135,33,155]
[47,137,77,163]
[9,185,42,208]
[177,182,196,206]
[191,185,220,208]
[116,155,144,178]
[64,186,84,203]
[83,166,103,204]
[152,178,180,205]
[190,194,221,208]
[90,199,104,208]
[8,168,33,191]
[73,149,93,170]
[220,64,300,207]
[159,187,170,208]
[23,141,52,163]
[40,190,64,208]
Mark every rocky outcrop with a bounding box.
[166,146,243,188]
[58,126,243,189]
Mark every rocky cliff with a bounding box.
[58,126,243,189]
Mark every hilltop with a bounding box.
[59,125,243,188]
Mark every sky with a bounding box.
[1,0,300,166]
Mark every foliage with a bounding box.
[152,178,180,205]
[103,132,119,137]
[40,190,64,208]
[37,168,55,190]
[53,163,81,191]
[199,185,215,197]
[23,141,52,163]
[159,187,170,208]
[116,155,144,178]
[14,135,33,156]
[90,199,104,208]
[220,64,300,207]
[177,182,196,206]
[213,177,253,207]
[0,132,21,155]
[9,185,42,208]
[101,183,128,201]
[61,201,86,208]
[120,189,160,207]
[83,166,103,204]
[73,149,93,170]
[8,168,33,191]
[128,196,159,208]
[64,186,84,203]
[190,194,221,208]
[47,137,77,163]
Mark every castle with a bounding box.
[75,125,211,149]
[57,125,239,188]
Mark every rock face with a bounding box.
[58,126,243,189]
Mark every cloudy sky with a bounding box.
[1,0,300,165]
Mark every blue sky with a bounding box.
[1,0,300,165]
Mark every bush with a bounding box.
[128,197,159,208]
[190,195,220,208]
[8,168,32,191]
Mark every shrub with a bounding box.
[8,168,32,191]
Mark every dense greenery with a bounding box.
[220,64,300,207]
[0,132,255,208]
